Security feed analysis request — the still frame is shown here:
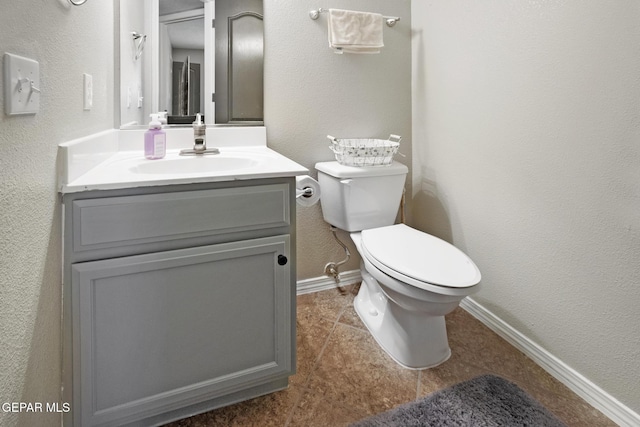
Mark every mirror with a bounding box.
[119,0,263,128]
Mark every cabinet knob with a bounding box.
[277,255,288,266]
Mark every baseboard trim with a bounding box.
[460,297,639,427]
[296,270,362,295]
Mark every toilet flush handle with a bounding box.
[340,179,352,185]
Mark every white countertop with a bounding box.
[58,128,309,193]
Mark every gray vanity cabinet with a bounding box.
[62,179,296,427]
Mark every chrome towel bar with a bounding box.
[309,8,400,27]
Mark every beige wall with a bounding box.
[264,0,413,280]
[0,1,114,425]
[412,0,640,415]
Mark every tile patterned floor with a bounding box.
[165,285,616,427]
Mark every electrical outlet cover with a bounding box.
[3,53,40,115]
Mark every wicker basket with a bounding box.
[328,134,401,166]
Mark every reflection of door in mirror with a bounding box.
[173,56,201,117]
[159,1,205,124]
[215,0,263,124]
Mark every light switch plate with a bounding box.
[83,73,93,110]
[3,53,40,115]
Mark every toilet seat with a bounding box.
[360,224,481,290]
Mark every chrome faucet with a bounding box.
[180,113,220,156]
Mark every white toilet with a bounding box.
[315,161,481,369]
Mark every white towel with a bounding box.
[328,9,384,54]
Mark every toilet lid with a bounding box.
[360,224,481,289]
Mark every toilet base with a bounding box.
[354,269,451,370]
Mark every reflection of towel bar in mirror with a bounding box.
[309,8,400,27]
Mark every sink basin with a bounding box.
[131,154,260,175]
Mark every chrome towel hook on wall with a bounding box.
[68,0,88,5]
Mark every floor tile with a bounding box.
[297,288,350,324]
[165,385,301,427]
[287,388,368,427]
[163,290,615,427]
[307,322,419,415]
[291,307,335,387]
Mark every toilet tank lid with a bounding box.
[315,161,408,178]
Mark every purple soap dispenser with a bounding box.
[144,114,166,159]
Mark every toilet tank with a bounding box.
[315,161,409,232]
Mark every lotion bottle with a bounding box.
[144,114,166,159]
[193,113,206,150]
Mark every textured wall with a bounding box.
[0,1,114,425]
[412,0,640,414]
[264,0,413,280]
[119,0,145,126]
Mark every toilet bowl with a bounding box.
[315,161,481,369]
[351,225,480,369]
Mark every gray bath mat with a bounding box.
[350,374,567,427]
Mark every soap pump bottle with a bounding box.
[145,114,166,159]
[192,113,206,151]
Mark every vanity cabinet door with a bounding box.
[70,235,293,427]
